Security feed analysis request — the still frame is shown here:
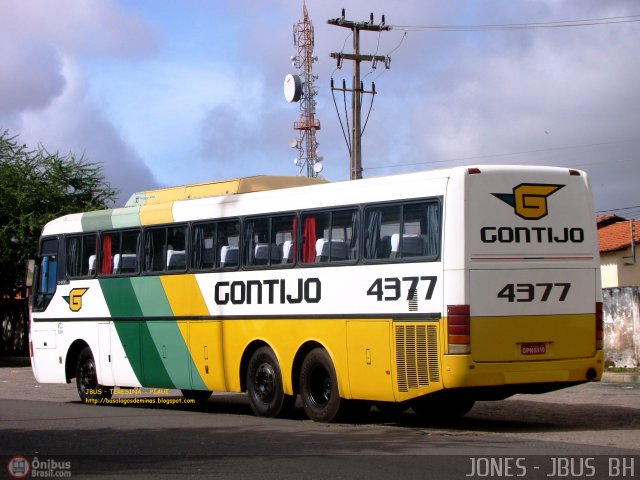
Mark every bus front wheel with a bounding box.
[299,348,342,422]
[75,346,112,404]
[246,346,293,418]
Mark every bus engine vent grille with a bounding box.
[395,324,440,392]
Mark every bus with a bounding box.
[28,166,604,422]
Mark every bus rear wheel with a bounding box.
[76,346,112,404]
[299,348,342,422]
[246,346,293,418]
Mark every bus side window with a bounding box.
[192,222,216,270]
[66,234,98,278]
[365,205,400,260]
[364,201,440,260]
[301,209,358,264]
[216,220,240,270]
[144,228,166,273]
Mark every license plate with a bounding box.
[521,343,546,355]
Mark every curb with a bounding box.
[601,372,640,384]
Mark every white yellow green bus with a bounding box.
[29,166,604,422]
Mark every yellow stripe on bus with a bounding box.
[160,275,223,391]
[139,201,175,226]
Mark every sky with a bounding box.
[1,0,639,216]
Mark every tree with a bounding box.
[0,129,118,296]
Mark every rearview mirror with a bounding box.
[25,259,35,288]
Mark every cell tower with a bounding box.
[284,1,323,177]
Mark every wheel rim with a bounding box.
[308,365,331,407]
[254,362,275,403]
[79,358,97,395]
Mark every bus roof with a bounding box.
[41,166,588,236]
[124,175,328,207]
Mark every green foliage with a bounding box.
[0,130,117,295]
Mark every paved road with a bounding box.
[1,366,638,479]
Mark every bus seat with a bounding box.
[391,234,425,258]
[220,246,238,268]
[88,255,96,275]
[167,250,186,270]
[402,236,425,257]
[112,254,121,273]
[315,239,328,262]
[316,239,347,262]
[330,240,348,260]
[254,243,270,265]
[281,240,293,263]
[120,254,138,273]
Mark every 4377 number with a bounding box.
[498,283,571,303]
[367,276,437,302]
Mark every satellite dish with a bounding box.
[284,74,302,103]
[313,162,324,174]
[288,139,299,148]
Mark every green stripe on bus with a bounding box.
[81,210,115,232]
[139,321,178,389]
[102,278,205,390]
[130,277,172,316]
[100,278,143,317]
[112,206,141,229]
[143,321,202,390]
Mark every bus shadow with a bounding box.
[76,394,640,435]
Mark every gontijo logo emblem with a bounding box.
[63,288,89,312]
[492,183,564,220]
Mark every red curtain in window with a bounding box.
[101,235,112,274]
[302,216,316,263]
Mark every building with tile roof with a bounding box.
[597,215,640,288]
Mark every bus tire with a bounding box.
[246,346,291,418]
[181,389,212,403]
[75,346,112,404]
[299,348,341,423]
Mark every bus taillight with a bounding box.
[447,304,470,354]
[595,302,603,350]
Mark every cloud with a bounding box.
[0,0,159,205]
[2,0,637,213]
[19,60,159,204]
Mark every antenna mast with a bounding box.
[284,1,323,177]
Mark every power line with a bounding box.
[391,14,640,32]
[597,205,640,214]
[328,9,391,180]
[363,140,631,171]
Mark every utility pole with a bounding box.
[328,9,390,180]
